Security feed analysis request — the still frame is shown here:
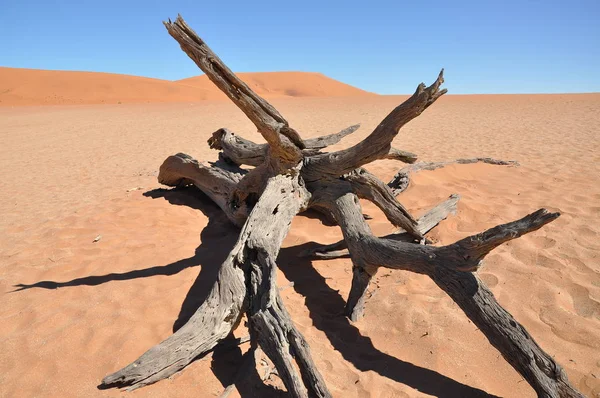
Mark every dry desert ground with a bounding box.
[1,69,599,397]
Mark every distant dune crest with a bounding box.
[0,67,374,106]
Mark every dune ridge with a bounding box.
[0,67,373,106]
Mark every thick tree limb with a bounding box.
[249,254,330,398]
[300,194,460,259]
[164,15,304,166]
[101,172,329,395]
[208,128,266,167]
[388,157,520,195]
[158,152,249,226]
[303,70,446,180]
[315,185,581,396]
[433,270,583,398]
[344,167,422,239]
[100,243,247,390]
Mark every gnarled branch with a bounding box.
[303,70,446,180]
[301,194,460,259]
[208,124,363,167]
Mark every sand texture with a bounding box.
[1,93,599,397]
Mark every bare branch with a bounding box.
[208,128,266,167]
[446,208,560,271]
[301,194,460,259]
[384,147,418,164]
[208,124,362,166]
[158,153,249,226]
[303,123,360,150]
[303,70,446,180]
[164,15,304,165]
[388,157,519,195]
[101,172,313,391]
[344,168,422,239]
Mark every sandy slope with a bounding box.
[0,94,599,397]
[0,68,372,106]
[178,72,374,98]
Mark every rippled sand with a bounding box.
[1,94,599,397]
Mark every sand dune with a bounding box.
[178,71,374,98]
[1,94,599,397]
[0,68,373,106]
[0,67,218,106]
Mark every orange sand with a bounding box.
[0,68,372,106]
[1,93,599,397]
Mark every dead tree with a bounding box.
[99,15,583,398]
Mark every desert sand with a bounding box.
[1,87,599,397]
[0,68,372,106]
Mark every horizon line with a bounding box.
[1,65,598,96]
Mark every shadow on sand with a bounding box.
[15,186,498,397]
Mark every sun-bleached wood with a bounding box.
[100,15,583,398]
[300,194,460,259]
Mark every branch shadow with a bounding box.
[276,242,499,398]
[14,186,499,397]
[211,335,286,397]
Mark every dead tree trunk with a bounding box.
[100,15,583,398]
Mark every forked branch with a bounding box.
[303,70,446,180]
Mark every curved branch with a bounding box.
[388,157,519,195]
[344,167,422,239]
[301,194,460,259]
[303,70,446,180]
[208,128,266,167]
[101,251,247,390]
[158,153,249,226]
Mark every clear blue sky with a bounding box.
[1,0,599,94]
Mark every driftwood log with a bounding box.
[100,15,583,398]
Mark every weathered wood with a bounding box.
[208,124,362,167]
[302,70,446,180]
[309,180,581,396]
[304,124,360,150]
[344,167,422,239]
[164,15,304,167]
[384,147,418,163]
[300,194,460,259]
[158,152,249,226]
[101,173,329,395]
[99,15,583,398]
[208,128,266,167]
[433,269,583,398]
[388,157,520,195]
